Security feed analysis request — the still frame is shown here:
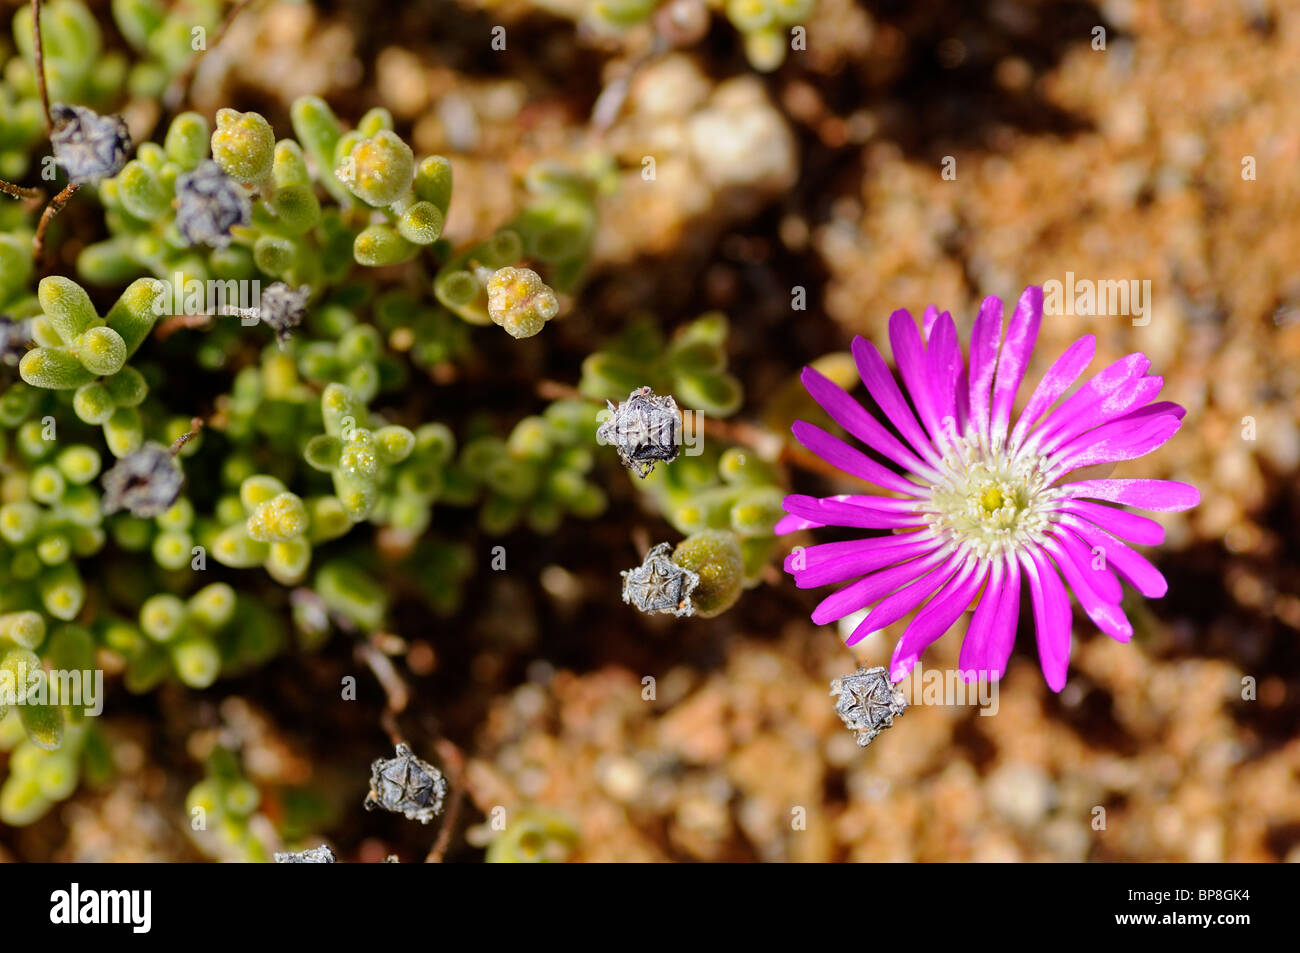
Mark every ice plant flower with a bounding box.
[779,286,1200,691]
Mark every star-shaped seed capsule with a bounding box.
[597,386,681,478]
[620,542,700,617]
[273,844,337,863]
[363,743,447,824]
[100,442,184,518]
[829,666,907,747]
[50,104,131,185]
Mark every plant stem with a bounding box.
[30,0,52,132]
[32,182,78,264]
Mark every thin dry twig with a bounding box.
[169,417,206,456]
[425,739,466,863]
[33,182,78,264]
[30,0,52,132]
[0,179,42,201]
[356,636,410,747]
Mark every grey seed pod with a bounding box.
[363,743,446,824]
[597,386,680,478]
[175,159,251,248]
[50,104,131,185]
[274,844,337,863]
[0,315,31,367]
[250,282,311,345]
[100,442,184,518]
[830,666,907,747]
[620,542,699,617]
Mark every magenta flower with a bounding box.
[779,285,1199,691]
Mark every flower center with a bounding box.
[923,438,1057,559]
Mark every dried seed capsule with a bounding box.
[100,442,184,518]
[274,844,337,863]
[175,160,251,249]
[620,541,700,618]
[50,104,131,185]
[596,386,680,478]
[830,666,907,747]
[363,743,446,824]
[250,282,310,344]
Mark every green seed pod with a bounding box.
[0,611,46,651]
[76,237,140,286]
[104,366,147,407]
[434,267,483,312]
[224,777,261,816]
[307,495,352,542]
[413,155,453,213]
[353,224,415,267]
[246,492,308,542]
[0,773,52,826]
[73,381,115,425]
[163,111,209,169]
[726,0,775,31]
[117,160,170,220]
[212,526,269,568]
[269,184,321,235]
[267,537,311,584]
[36,750,79,799]
[57,486,102,528]
[396,200,444,245]
[156,498,194,532]
[37,276,98,344]
[239,474,289,511]
[104,278,165,356]
[36,532,72,566]
[28,465,66,504]
[675,371,744,417]
[55,446,102,485]
[140,593,186,642]
[304,434,342,471]
[69,526,106,557]
[212,108,275,184]
[253,234,297,276]
[39,563,85,621]
[671,529,745,618]
[315,560,385,630]
[188,582,236,629]
[479,494,522,534]
[272,139,311,188]
[374,425,415,465]
[337,130,414,207]
[730,486,786,536]
[20,347,97,390]
[151,530,191,570]
[321,383,364,438]
[0,502,41,545]
[103,405,143,458]
[73,325,127,376]
[743,26,787,72]
[171,636,221,689]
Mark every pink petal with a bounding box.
[1036,375,1165,455]
[782,494,924,530]
[888,309,946,447]
[800,365,938,477]
[1052,525,1123,604]
[774,513,822,534]
[989,285,1044,449]
[966,296,1004,447]
[890,558,988,681]
[925,311,965,444]
[1057,514,1168,598]
[1026,353,1149,451]
[788,533,941,589]
[1008,334,1095,454]
[1047,413,1183,479]
[1053,499,1165,546]
[1059,479,1200,512]
[845,550,962,646]
[811,547,951,625]
[851,337,944,468]
[791,421,926,497]
[1041,535,1133,642]
[1020,545,1072,692]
